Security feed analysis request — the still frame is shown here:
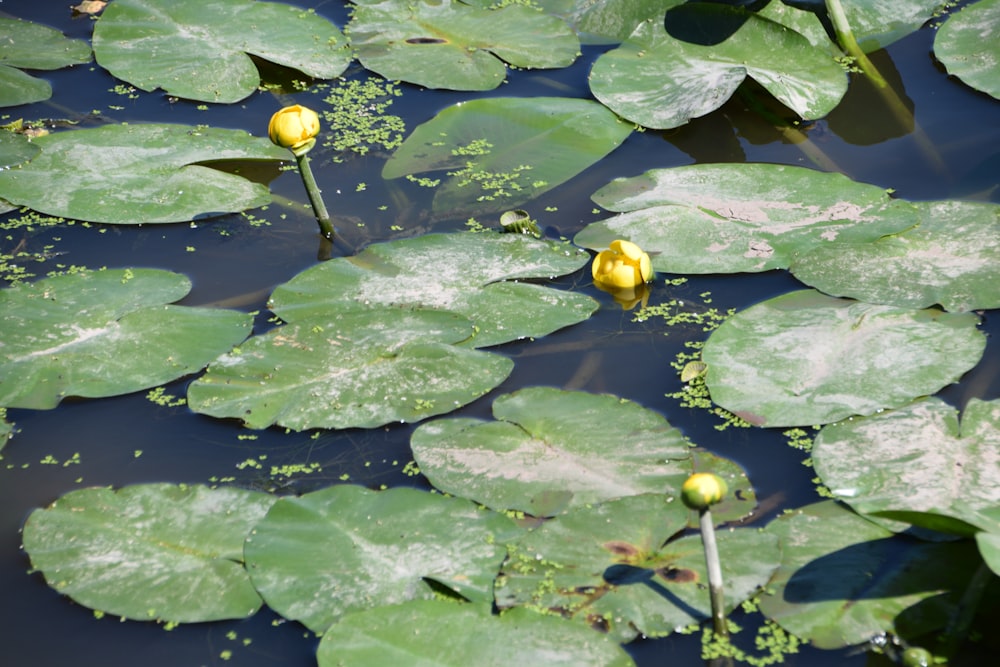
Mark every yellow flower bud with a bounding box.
[268,105,320,152]
[591,239,653,289]
[681,473,728,510]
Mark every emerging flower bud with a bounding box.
[592,239,653,289]
[268,105,320,152]
[681,473,728,510]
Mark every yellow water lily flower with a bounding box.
[591,239,653,289]
[268,105,320,152]
[681,473,728,510]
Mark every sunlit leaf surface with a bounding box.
[0,123,287,224]
[842,0,956,51]
[701,290,986,427]
[92,0,350,103]
[0,130,39,169]
[22,484,275,623]
[0,17,91,107]
[934,0,1000,100]
[0,269,252,410]
[244,485,522,634]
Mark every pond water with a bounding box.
[1,1,998,665]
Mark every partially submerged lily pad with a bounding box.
[760,500,982,649]
[92,0,350,103]
[0,269,252,410]
[268,232,597,349]
[495,493,780,642]
[934,0,1000,99]
[187,308,513,431]
[0,17,91,107]
[22,483,275,623]
[0,123,288,224]
[244,485,522,634]
[316,600,636,667]
[576,163,913,274]
[701,290,986,427]
[348,0,579,91]
[791,200,1000,312]
[0,130,40,169]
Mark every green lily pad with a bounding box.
[791,200,1000,312]
[411,387,756,518]
[589,5,847,130]
[316,600,636,667]
[187,308,513,431]
[0,409,11,452]
[383,97,632,216]
[244,485,522,634]
[0,123,288,224]
[843,0,956,52]
[348,0,578,91]
[0,17,91,107]
[759,500,982,649]
[575,163,913,274]
[813,398,1000,528]
[495,493,780,642]
[701,290,986,427]
[532,0,684,44]
[268,233,597,349]
[22,483,275,623]
[0,269,252,410]
[92,0,349,103]
[0,130,39,169]
[934,0,1000,99]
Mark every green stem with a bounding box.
[294,152,334,241]
[699,508,728,639]
[825,0,887,88]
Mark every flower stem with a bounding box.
[699,507,728,638]
[294,152,334,241]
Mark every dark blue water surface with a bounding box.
[1,1,998,665]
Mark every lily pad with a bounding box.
[575,163,914,274]
[383,97,632,216]
[532,0,684,44]
[186,308,513,430]
[92,0,350,103]
[0,130,39,169]
[0,269,252,410]
[244,485,522,634]
[267,232,598,349]
[411,387,756,518]
[701,290,986,427]
[934,0,1000,99]
[0,409,11,452]
[495,493,780,642]
[791,200,1000,312]
[812,398,1000,528]
[348,0,578,91]
[842,0,955,52]
[0,123,288,224]
[316,600,636,667]
[759,500,982,649]
[589,5,847,130]
[0,17,91,107]
[22,483,275,623]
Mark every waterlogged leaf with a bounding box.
[935,0,1000,99]
[187,308,513,430]
[411,387,756,518]
[495,494,780,642]
[840,0,951,52]
[383,97,632,216]
[576,164,913,274]
[0,123,288,224]
[317,600,636,667]
[92,0,349,103]
[792,200,1000,312]
[813,398,1000,531]
[0,17,91,107]
[268,233,597,349]
[760,500,981,649]
[0,269,252,410]
[244,485,522,634]
[348,0,578,91]
[701,290,986,427]
[0,130,40,169]
[22,483,275,623]
[531,0,684,44]
[589,5,847,130]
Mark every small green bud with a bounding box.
[681,473,727,510]
[901,647,932,667]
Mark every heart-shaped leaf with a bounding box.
[0,17,91,107]
[934,0,1000,99]
[92,0,350,103]
[531,0,684,44]
[0,123,288,224]
[843,0,957,52]
[244,485,522,634]
[0,269,252,410]
[701,290,986,427]
[22,483,275,623]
